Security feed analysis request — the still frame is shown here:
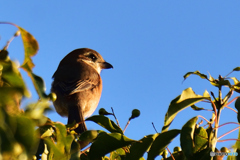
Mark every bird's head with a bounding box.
[60,48,113,74]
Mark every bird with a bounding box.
[51,48,113,134]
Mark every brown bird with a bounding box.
[51,48,113,134]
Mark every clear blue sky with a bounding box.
[1,1,240,158]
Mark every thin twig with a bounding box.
[3,36,15,50]
[111,107,120,127]
[217,126,240,140]
[166,147,175,160]
[152,122,158,133]
[198,115,211,124]
[224,71,233,78]
[218,138,240,142]
[226,96,239,106]
[123,121,130,133]
[213,122,239,129]
[210,100,218,127]
[224,106,238,113]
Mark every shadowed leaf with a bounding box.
[191,105,206,111]
[147,129,180,160]
[86,115,123,134]
[180,117,198,159]
[126,134,159,160]
[233,67,240,71]
[235,97,240,123]
[89,132,136,159]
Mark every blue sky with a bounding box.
[1,1,240,158]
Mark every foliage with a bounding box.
[0,22,240,160]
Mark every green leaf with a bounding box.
[193,127,208,153]
[0,60,30,97]
[0,49,9,60]
[126,134,159,160]
[162,88,210,132]
[89,132,136,159]
[180,116,198,159]
[43,123,74,159]
[233,67,240,71]
[79,130,99,143]
[164,151,185,160]
[14,115,39,155]
[191,105,206,111]
[192,148,213,160]
[26,72,47,99]
[18,26,39,72]
[233,129,240,149]
[209,73,231,88]
[183,71,208,81]
[147,129,180,160]
[25,100,51,125]
[231,77,239,85]
[110,148,126,160]
[86,115,123,134]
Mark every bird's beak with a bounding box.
[100,61,113,69]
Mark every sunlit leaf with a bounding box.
[89,132,136,159]
[183,71,208,81]
[86,115,123,134]
[18,27,39,72]
[231,77,239,85]
[110,148,126,160]
[162,88,210,132]
[193,127,208,153]
[180,117,198,159]
[147,129,180,160]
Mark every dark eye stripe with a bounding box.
[88,53,97,61]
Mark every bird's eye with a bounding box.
[88,53,97,61]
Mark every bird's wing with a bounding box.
[54,78,98,95]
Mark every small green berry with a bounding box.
[48,93,57,102]
[14,30,21,37]
[98,108,111,115]
[173,146,181,152]
[220,147,229,153]
[129,109,140,120]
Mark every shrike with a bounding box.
[51,48,113,134]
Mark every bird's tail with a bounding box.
[67,104,87,134]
